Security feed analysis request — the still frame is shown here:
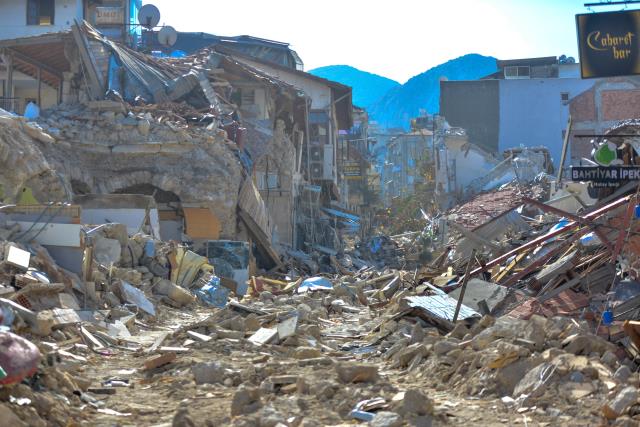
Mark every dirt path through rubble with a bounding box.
[75,306,563,427]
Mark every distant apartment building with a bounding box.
[440,56,598,165]
[0,0,141,43]
[382,128,433,206]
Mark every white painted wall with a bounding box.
[498,77,596,165]
[0,0,83,40]
[81,208,161,238]
[448,146,498,190]
[237,58,332,109]
[0,69,58,112]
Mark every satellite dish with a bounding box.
[138,4,160,29]
[158,26,178,47]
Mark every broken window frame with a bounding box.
[504,65,530,79]
[27,0,55,26]
[257,172,280,190]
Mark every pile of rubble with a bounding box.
[4,179,640,425]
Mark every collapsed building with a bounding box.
[0,21,356,272]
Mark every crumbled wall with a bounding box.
[0,113,69,203]
[0,105,243,238]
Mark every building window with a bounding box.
[257,172,280,190]
[504,66,530,79]
[27,0,55,25]
[240,89,255,106]
[561,92,570,102]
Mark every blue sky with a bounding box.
[145,0,630,82]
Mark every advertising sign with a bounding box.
[95,7,124,25]
[343,161,362,180]
[570,141,640,187]
[576,10,640,78]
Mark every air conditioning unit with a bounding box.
[310,162,324,180]
[310,145,324,162]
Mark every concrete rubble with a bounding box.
[3,19,640,427]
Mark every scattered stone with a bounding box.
[433,339,457,356]
[369,411,402,427]
[294,347,322,359]
[172,405,196,427]
[396,389,434,416]
[614,365,632,383]
[191,362,226,385]
[601,351,618,368]
[335,362,379,383]
[231,386,262,416]
[603,387,638,420]
[513,362,557,398]
[394,343,429,367]
[409,323,425,344]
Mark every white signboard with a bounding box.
[95,7,124,25]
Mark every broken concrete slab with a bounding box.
[117,281,155,316]
[5,245,30,269]
[248,327,278,346]
[448,279,509,314]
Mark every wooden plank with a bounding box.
[80,326,104,349]
[557,114,572,182]
[71,21,103,100]
[523,197,614,252]
[534,250,578,284]
[493,252,527,283]
[449,221,501,252]
[453,250,476,323]
[623,320,640,350]
[500,231,585,287]
[472,194,633,277]
[144,331,169,354]
[537,276,581,302]
[239,210,281,268]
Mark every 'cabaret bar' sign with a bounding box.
[576,10,640,78]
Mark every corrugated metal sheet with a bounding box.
[405,294,480,322]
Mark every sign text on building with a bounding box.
[95,7,124,25]
[576,10,640,78]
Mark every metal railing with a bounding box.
[0,97,21,114]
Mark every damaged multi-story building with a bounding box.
[0,19,354,274]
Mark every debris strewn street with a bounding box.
[5,3,640,426]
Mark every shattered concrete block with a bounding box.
[395,343,429,367]
[230,386,262,416]
[335,362,379,383]
[614,365,632,383]
[5,245,30,269]
[395,389,434,416]
[603,387,638,420]
[513,362,557,398]
[370,411,403,427]
[293,346,322,359]
[192,362,227,385]
[143,352,176,370]
[154,279,196,306]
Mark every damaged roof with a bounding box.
[0,31,73,87]
[215,45,353,130]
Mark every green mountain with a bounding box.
[308,65,400,108]
[368,54,497,129]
